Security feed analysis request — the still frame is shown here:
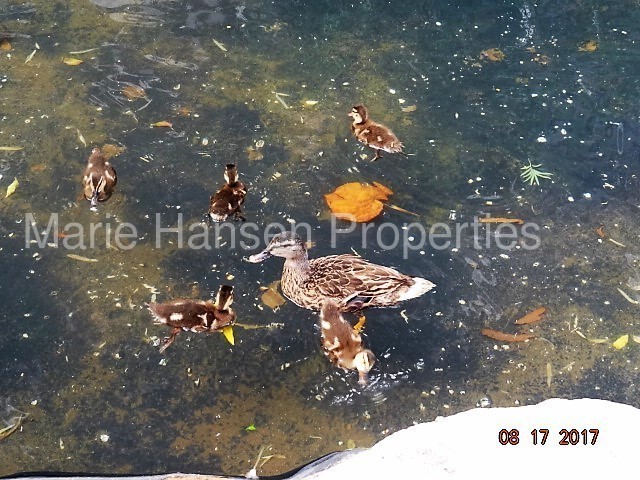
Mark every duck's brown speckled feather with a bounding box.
[282,254,415,311]
[249,233,435,312]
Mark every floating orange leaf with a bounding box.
[481,328,535,342]
[514,306,547,325]
[479,217,524,225]
[325,181,393,222]
[150,120,173,128]
[0,39,12,51]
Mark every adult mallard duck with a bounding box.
[82,147,117,207]
[207,163,247,222]
[147,285,236,353]
[319,299,375,385]
[247,232,435,311]
[348,104,406,161]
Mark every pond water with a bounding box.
[2,0,640,476]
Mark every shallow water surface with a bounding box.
[2,0,640,476]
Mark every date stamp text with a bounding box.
[498,428,599,446]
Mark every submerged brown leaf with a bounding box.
[173,105,193,117]
[246,146,264,161]
[480,48,505,62]
[0,39,12,51]
[533,54,550,65]
[122,85,146,100]
[30,163,47,172]
[479,217,524,225]
[578,39,598,52]
[514,306,547,325]
[101,144,126,159]
[481,328,535,342]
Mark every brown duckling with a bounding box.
[319,299,375,385]
[147,285,236,353]
[207,163,247,222]
[82,147,117,208]
[348,104,406,161]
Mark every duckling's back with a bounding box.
[319,299,363,357]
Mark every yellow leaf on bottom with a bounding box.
[150,121,173,128]
[612,334,629,350]
[221,326,235,345]
[62,57,84,66]
[5,177,18,198]
[260,280,286,310]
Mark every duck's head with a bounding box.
[215,284,234,310]
[247,232,306,263]
[86,147,104,166]
[86,175,107,207]
[211,285,237,329]
[348,104,367,123]
[224,163,239,185]
[354,349,376,385]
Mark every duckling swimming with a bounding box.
[207,163,247,222]
[247,232,435,311]
[82,147,117,208]
[319,299,375,385]
[348,104,406,161]
[147,285,236,353]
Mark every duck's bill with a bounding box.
[247,250,270,263]
[358,371,369,385]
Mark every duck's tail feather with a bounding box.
[400,277,436,301]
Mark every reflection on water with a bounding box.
[2,0,640,476]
